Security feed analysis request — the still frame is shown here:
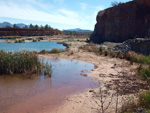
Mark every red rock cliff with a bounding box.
[90,0,150,43]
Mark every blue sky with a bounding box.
[0,0,131,30]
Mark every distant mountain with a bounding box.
[16,23,26,28]
[0,22,12,28]
[0,22,26,28]
[66,28,93,33]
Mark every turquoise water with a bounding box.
[0,41,66,51]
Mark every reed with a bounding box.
[0,50,42,75]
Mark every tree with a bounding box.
[111,1,121,7]
[35,24,39,30]
[44,24,49,30]
[40,25,44,30]
[29,24,34,29]
[13,24,17,28]
[48,25,53,30]
[24,25,28,29]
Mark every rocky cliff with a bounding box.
[0,28,62,36]
[90,0,150,43]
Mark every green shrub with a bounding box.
[139,90,150,108]
[121,91,150,113]
[49,48,61,53]
[39,49,47,54]
[140,67,150,81]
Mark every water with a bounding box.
[0,39,10,42]
[0,41,66,51]
[0,58,98,113]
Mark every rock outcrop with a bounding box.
[0,28,62,36]
[113,38,150,55]
[90,0,150,43]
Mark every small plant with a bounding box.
[39,49,47,54]
[43,62,52,77]
[49,48,61,54]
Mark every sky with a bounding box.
[0,0,132,30]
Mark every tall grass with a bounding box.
[0,50,42,75]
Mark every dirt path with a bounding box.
[39,42,148,113]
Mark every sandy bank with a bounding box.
[39,42,148,113]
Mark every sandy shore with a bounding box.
[39,42,148,113]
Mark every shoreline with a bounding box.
[39,45,147,113]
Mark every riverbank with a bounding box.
[39,41,148,113]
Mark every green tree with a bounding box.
[13,24,17,28]
[111,1,122,7]
[70,31,73,36]
[44,24,49,30]
[40,25,44,30]
[29,24,34,29]
[35,24,39,30]
[48,25,53,30]
[24,25,28,29]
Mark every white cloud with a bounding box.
[0,1,86,26]
[79,3,88,10]
[0,0,105,30]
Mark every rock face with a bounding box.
[0,28,62,36]
[113,38,150,55]
[90,0,150,43]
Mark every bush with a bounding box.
[139,90,150,108]
[39,49,47,54]
[121,90,150,112]
[140,67,150,81]
[49,48,61,53]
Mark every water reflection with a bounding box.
[0,58,98,113]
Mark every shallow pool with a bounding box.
[0,58,98,113]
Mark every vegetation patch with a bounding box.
[0,50,42,75]
[121,90,150,113]
[39,48,66,54]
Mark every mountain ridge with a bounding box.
[0,22,26,28]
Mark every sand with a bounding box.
[38,41,148,113]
